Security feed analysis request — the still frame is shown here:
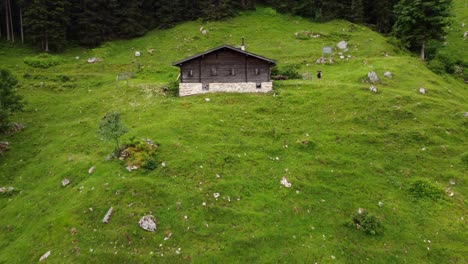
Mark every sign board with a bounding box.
[116,72,134,81]
[322,46,332,54]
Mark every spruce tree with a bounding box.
[393,0,452,60]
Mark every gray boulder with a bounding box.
[337,41,348,50]
[368,71,379,83]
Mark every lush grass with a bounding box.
[0,6,467,263]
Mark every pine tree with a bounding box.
[23,0,69,51]
[0,68,24,132]
[393,0,452,60]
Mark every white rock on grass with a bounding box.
[139,215,157,232]
[62,178,70,187]
[383,71,392,78]
[102,207,113,223]
[134,51,141,57]
[368,71,379,83]
[39,251,51,262]
[337,41,348,50]
[88,166,95,174]
[280,177,292,188]
[419,87,427,94]
[369,85,378,93]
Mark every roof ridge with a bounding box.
[172,45,276,66]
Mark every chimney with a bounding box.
[241,37,245,51]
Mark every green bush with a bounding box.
[427,59,446,74]
[408,179,445,200]
[347,210,383,235]
[271,64,301,79]
[24,54,63,69]
[167,80,179,97]
[435,51,463,74]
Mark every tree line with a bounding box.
[0,0,452,59]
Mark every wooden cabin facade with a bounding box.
[172,45,276,96]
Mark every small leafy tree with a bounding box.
[98,111,128,155]
[0,69,24,132]
[393,0,452,60]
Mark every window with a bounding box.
[188,69,193,77]
[230,68,236,76]
[211,67,217,76]
[255,68,260,75]
[256,83,262,89]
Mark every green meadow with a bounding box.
[0,6,466,263]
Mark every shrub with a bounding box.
[24,54,63,69]
[167,80,179,97]
[427,59,446,74]
[120,138,158,171]
[408,179,445,200]
[347,210,383,235]
[435,51,464,74]
[271,64,301,80]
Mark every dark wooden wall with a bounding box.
[180,49,271,83]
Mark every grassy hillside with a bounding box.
[0,6,467,263]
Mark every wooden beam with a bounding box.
[199,59,201,83]
[245,55,248,82]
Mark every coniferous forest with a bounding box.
[0,0,401,51]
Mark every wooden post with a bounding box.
[8,0,14,42]
[20,8,24,44]
[5,0,10,41]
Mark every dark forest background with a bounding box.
[0,0,399,51]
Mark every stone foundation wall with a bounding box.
[179,82,273,97]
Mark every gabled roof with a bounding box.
[172,45,276,66]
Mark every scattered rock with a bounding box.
[383,71,392,78]
[205,98,210,102]
[61,178,70,187]
[378,201,383,207]
[70,227,78,235]
[102,207,113,223]
[138,215,157,232]
[0,141,9,153]
[88,166,95,174]
[464,31,468,39]
[201,29,208,35]
[449,179,456,185]
[39,251,51,262]
[337,40,348,50]
[213,193,220,199]
[357,208,365,215]
[419,87,427,94]
[126,165,138,172]
[134,51,141,57]
[464,112,468,117]
[280,177,292,188]
[199,26,204,32]
[87,57,103,64]
[147,48,155,54]
[316,57,326,64]
[445,188,454,197]
[75,56,80,60]
[369,85,378,93]
[0,186,14,194]
[367,71,379,83]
